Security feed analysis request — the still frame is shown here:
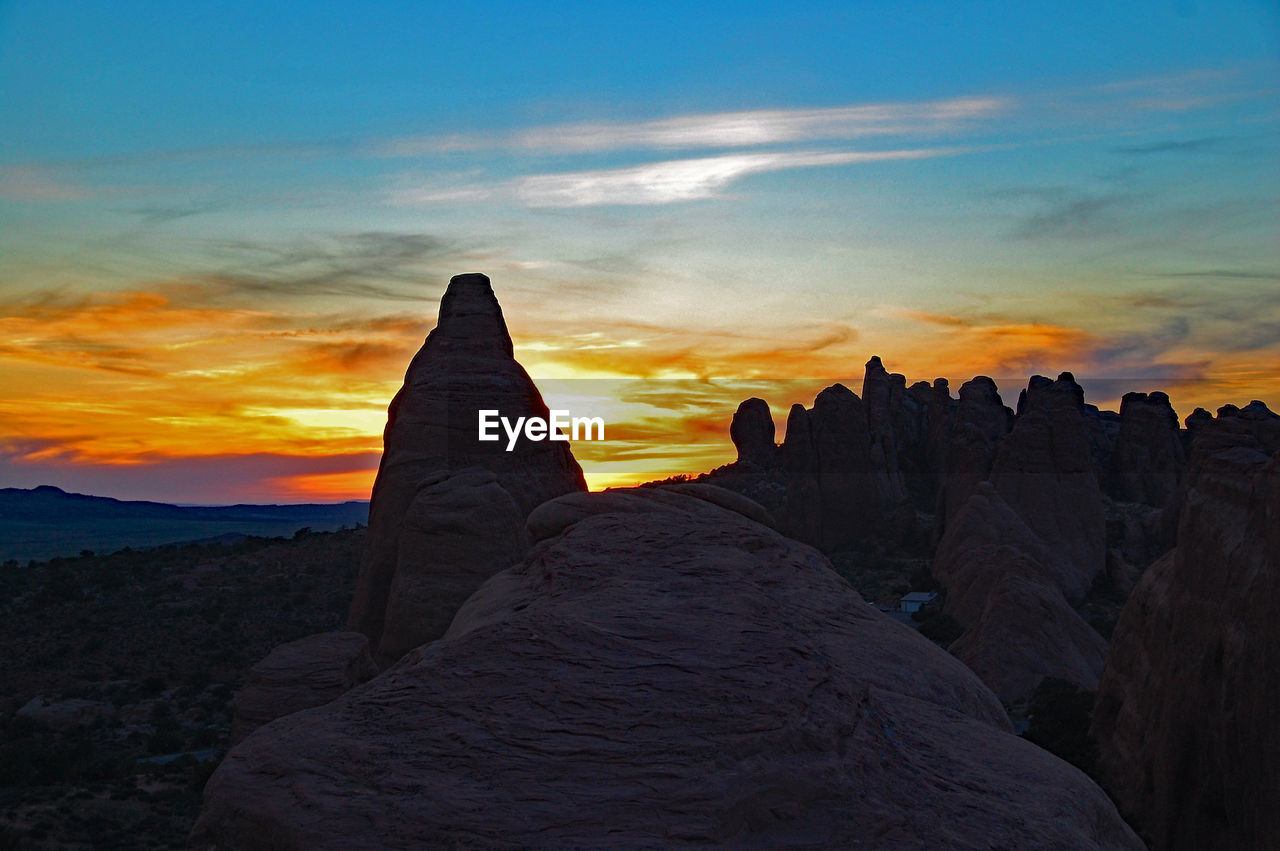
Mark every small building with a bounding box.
[899,590,938,614]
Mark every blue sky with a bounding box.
[0,1,1277,500]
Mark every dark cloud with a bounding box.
[1113,136,1228,155]
[1215,320,1280,353]
[1108,279,1280,324]
[124,203,223,225]
[1089,316,1194,364]
[1145,269,1279,281]
[1010,191,1138,240]
[187,231,464,303]
[294,340,417,373]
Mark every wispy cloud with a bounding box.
[178,231,463,303]
[519,149,965,206]
[376,67,1269,161]
[1009,190,1138,240]
[0,165,94,201]
[1113,136,1229,155]
[1143,268,1279,281]
[396,147,964,208]
[515,98,1008,152]
[377,96,1011,157]
[517,317,862,378]
[1086,66,1267,113]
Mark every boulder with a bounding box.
[193,490,1140,850]
[230,632,377,746]
[348,273,585,652]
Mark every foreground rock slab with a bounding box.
[195,489,1139,849]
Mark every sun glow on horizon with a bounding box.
[1,285,1277,504]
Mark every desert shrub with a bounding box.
[185,666,211,691]
[915,610,964,648]
[147,729,184,755]
[1021,677,1098,778]
[1088,613,1118,641]
[188,726,218,748]
[0,729,121,786]
[190,758,219,792]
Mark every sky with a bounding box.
[1,1,1277,502]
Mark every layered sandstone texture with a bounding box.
[194,488,1140,850]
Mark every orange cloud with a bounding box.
[879,312,1098,381]
[515,319,863,379]
[2,282,1275,502]
[270,469,379,502]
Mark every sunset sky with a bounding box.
[1,1,1277,502]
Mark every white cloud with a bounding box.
[377,96,1010,158]
[514,148,961,207]
[514,97,1009,153]
[390,184,497,204]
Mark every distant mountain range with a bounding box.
[0,485,369,564]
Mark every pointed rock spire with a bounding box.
[348,274,586,658]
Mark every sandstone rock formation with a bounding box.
[347,273,585,656]
[1110,391,1185,507]
[861,355,909,505]
[906,377,956,507]
[926,372,1116,703]
[709,357,955,549]
[375,467,530,663]
[781,383,883,549]
[728,397,776,466]
[1237,398,1280,447]
[193,489,1140,850]
[989,374,1105,599]
[662,480,777,528]
[948,570,1108,704]
[933,483,1107,703]
[1184,406,1213,437]
[1091,405,1280,850]
[230,632,377,746]
[938,376,1010,533]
